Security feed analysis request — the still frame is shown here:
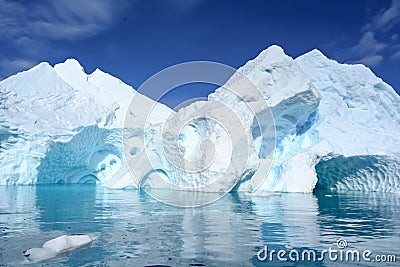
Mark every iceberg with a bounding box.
[0,46,399,193]
[228,46,400,193]
[23,234,94,262]
[0,59,172,187]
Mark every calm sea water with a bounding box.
[0,185,399,266]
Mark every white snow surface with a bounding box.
[0,46,399,193]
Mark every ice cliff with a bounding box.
[0,46,399,193]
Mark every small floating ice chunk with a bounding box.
[244,192,282,197]
[23,247,58,262]
[23,234,93,262]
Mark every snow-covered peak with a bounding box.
[89,68,129,90]
[88,68,132,95]
[54,58,88,89]
[57,58,85,72]
[0,57,136,136]
[297,48,379,78]
[4,61,54,84]
[301,49,328,60]
[295,48,400,122]
[0,60,72,100]
[214,44,320,108]
[30,61,53,72]
[90,68,106,77]
[251,45,288,65]
[238,45,292,75]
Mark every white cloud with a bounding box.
[0,0,127,41]
[350,31,387,57]
[356,55,384,67]
[345,1,400,67]
[0,0,129,80]
[365,0,400,32]
[391,51,400,61]
[346,31,387,67]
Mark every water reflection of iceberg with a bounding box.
[0,186,41,264]
[250,193,320,249]
[314,191,400,253]
[179,193,263,266]
[1,186,399,266]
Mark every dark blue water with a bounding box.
[0,185,399,266]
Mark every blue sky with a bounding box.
[0,0,399,108]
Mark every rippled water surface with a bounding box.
[0,185,399,266]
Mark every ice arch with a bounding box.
[36,125,123,184]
